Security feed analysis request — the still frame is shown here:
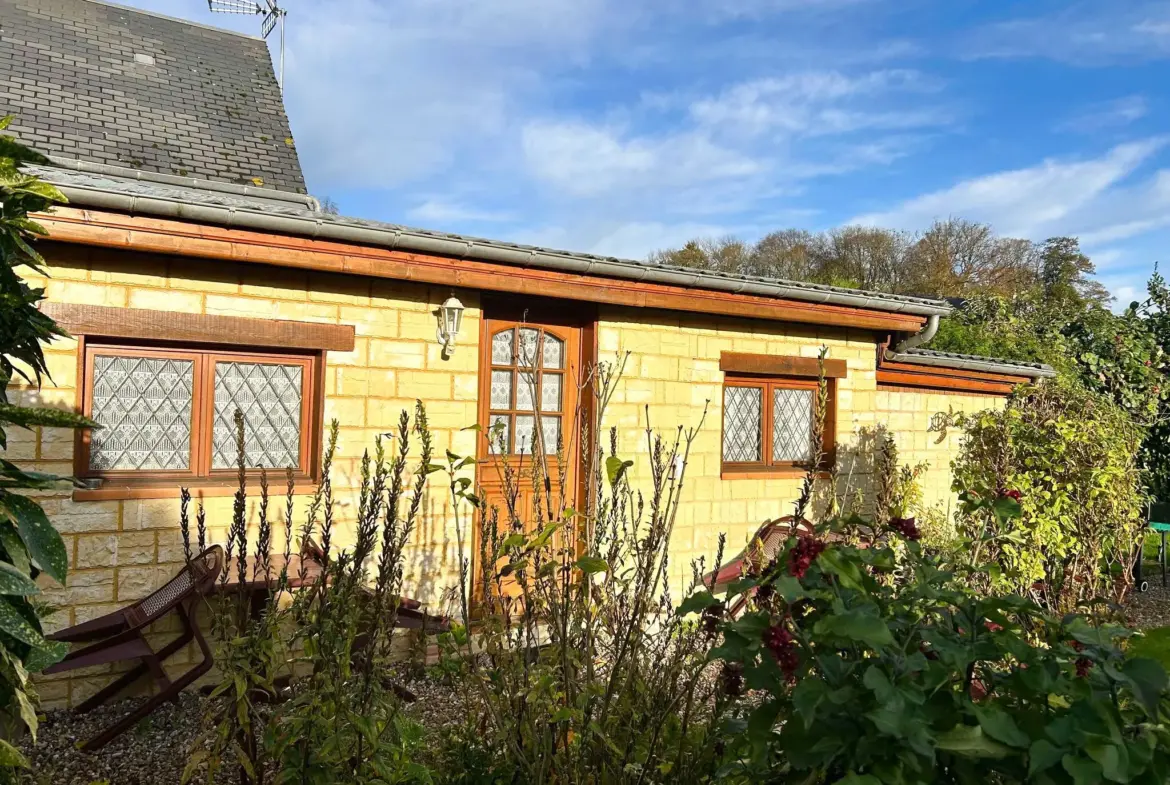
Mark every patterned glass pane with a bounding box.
[541,416,561,454]
[543,335,564,369]
[490,370,513,409]
[212,362,303,469]
[542,373,562,412]
[515,415,536,454]
[722,386,762,462]
[516,371,536,411]
[89,355,194,471]
[491,330,514,365]
[518,328,539,367]
[773,388,814,462]
[488,414,510,454]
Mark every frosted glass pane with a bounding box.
[490,370,513,409]
[212,362,303,469]
[488,414,510,454]
[491,330,513,365]
[515,415,535,455]
[541,416,561,454]
[519,328,539,368]
[542,373,562,412]
[516,371,536,411]
[543,335,564,369]
[722,386,762,462]
[89,355,194,471]
[773,388,814,462]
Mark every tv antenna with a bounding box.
[208,0,288,92]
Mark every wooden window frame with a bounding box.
[721,375,836,479]
[75,338,325,497]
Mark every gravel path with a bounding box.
[1126,575,1170,630]
[17,675,465,785]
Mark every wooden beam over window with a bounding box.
[42,302,356,352]
[720,352,848,379]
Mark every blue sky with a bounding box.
[122,0,1170,305]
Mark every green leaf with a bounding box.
[0,523,29,575]
[773,575,809,603]
[991,495,1022,520]
[1061,754,1103,785]
[935,725,1011,759]
[0,561,38,595]
[575,556,609,575]
[837,775,881,785]
[0,404,97,430]
[973,705,1030,748]
[0,597,46,647]
[24,640,67,672]
[605,456,633,486]
[813,609,893,649]
[1029,739,1063,776]
[0,738,28,769]
[0,492,67,584]
[1121,657,1168,716]
[677,590,719,616]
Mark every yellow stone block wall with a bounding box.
[11,245,479,708]
[597,307,1008,595]
[873,386,1007,514]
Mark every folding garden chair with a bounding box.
[44,545,224,751]
[705,516,812,618]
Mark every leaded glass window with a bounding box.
[89,354,194,471]
[211,362,304,469]
[82,345,318,482]
[484,326,568,455]
[722,377,828,471]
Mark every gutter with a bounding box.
[884,349,1057,379]
[41,172,953,320]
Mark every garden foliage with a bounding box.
[0,117,95,778]
[943,382,1144,610]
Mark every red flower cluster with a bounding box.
[721,662,744,697]
[763,623,800,678]
[1076,658,1093,678]
[983,620,1003,633]
[1002,489,1022,501]
[969,678,988,701]
[891,516,921,541]
[787,535,826,579]
[701,601,725,636]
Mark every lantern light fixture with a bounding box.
[436,296,465,359]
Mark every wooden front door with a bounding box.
[475,317,583,596]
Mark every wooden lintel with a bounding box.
[875,368,1017,395]
[35,208,931,334]
[720,352,848,379]
[42,302,356,352]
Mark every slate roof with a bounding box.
[0,0,305,192]
[890,347,1056,378]
[30,160,957,318]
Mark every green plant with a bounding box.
[267,405,436,784]
[437,353,726,784]
[942,381,1144,610]
[691,508,1170,784]
[184,412,292,785]
[0,117,96,780]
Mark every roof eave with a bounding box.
[884,349,1057,380]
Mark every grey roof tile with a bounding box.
[0,0,305,192]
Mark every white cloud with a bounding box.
[521,121,762,199]
[852,139,1167,238]
[1057,95,1149,133]
[404,199,514,225]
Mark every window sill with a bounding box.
[73,477,316,502]
[720,468,831,481]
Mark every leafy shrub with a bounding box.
[436,355,726,784]
[691,503,1170,784]
[942,381,1144,610]
[0,117,96,780]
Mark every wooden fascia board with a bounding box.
[721,352,848,378]
[878,359,1032,386]
[875,368,1018,395]
[42,302,356,351]
[35,208,930,333]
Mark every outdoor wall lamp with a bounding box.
[436,295,465,359]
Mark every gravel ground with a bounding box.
[17,675,466,785]
[1126,575,1170,630]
